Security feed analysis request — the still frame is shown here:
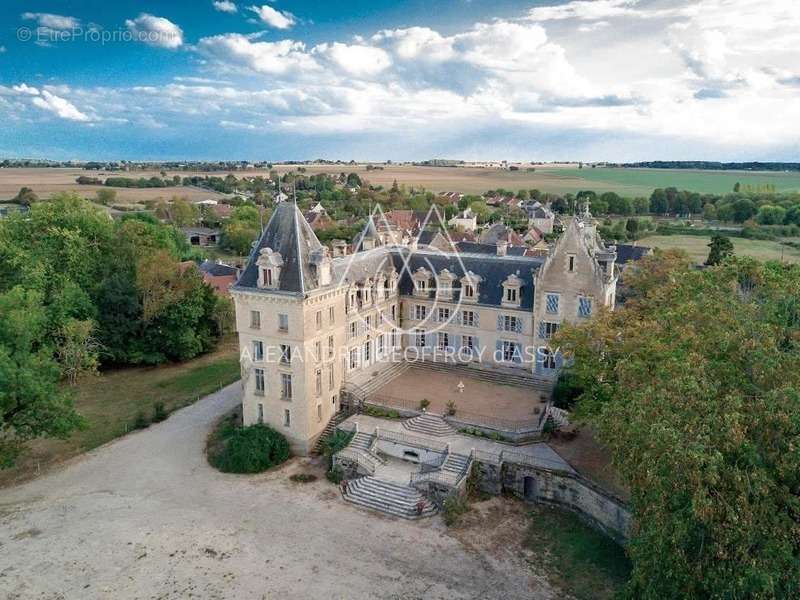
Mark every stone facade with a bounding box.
[231,203,618,454]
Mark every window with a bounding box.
[280,344,291,364]
[541,348,556,370]
[378,334,385,355]
[462,335,475,354]
[349,348,359,370]
[505,287,518,303]
[437,307,450,322]
[437,331,449,350]
[328,335,334,358]
[328,366,334,390]
[329,305,335,324]
[278,313,289,332]
[539,321,560,339]
[463,283,474,299]
[283,409,291,427]
[281,373,293,400]
[365,315,372,329]
[315,310,322,330]
[416,279,427,292]
[578,296,593,317]
[415,329,426,347]
[462,310,476,327]
[392,330,398,348]
[315,369,322,396]
[349,321,357,339]
[502,340,520,362]
[252,340,264,362]
[363,340,371,363]
[257,403,264,423]
[314,341,321,361]
[264,268,273,286]
[503,315,519,332]
[414,305,427,320]
[254,368,265,395]
[391,305,396,321]
[568,255,575,272]
[317,404,322,423]
[545,293,559,314]
[250,310,261,329]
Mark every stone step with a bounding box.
[344,477,437,519]
[345,433,386,465]
[402,414,457,437]
[346,361,410,399]
[410,360,554,392]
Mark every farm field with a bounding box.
[638,235,800,264]
[545,167,800,195]
[5,165,800,199]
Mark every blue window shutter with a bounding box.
[496,314,503,331]
[474,312,480,327]
[426,332,434,347]
[515,318,523,333]
[513,343,522,364]
[453,334,461,351]
[538,322,545,338]
[455,311,462,325]
[473,337,480,353]
[495,339,502,360]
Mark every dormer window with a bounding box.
[412,267,431,297]
[501,274,523,307]
[437,269,455,300]
[256,247,283,290]
[460,271,481,303]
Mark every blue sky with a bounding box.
[0,0,797,161]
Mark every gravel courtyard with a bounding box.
[0,383,557,599]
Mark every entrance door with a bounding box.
[523,476,537,500]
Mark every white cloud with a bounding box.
[213,1,238,13]
[125,14,184,49]
[314,43,392,77]
[248,5,295,29]
[21,12,80,30]
[197,34,317,75]
[12,83,40,96]
[31,90,90,121]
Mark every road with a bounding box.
[0,383,554,599]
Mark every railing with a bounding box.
[376,428,449,453]
[336,447,377,475]
[445,410,542,434]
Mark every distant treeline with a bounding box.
[609,161,800,172]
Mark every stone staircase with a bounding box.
[343,477,437,519]
[402,413,457,437]
[440,452,471,479]
[339,431,386,470]
[410,360,554,393]
[311,411,348,455]
[345,360,410,398]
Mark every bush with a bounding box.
[326,467,344,484]
[133,412,150,430]
[446,399,457,416]
[289,473,317,483]
[152,401,168,423]
[419,398,430,410]
[553,372,584,410]
[320,429,354,467]
[442,494,470,527]
[208,423,290,474]
[364,405,401,419]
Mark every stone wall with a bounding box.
[474,459,631,543]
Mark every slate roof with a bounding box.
[615,244,652,265]
[199,260,238,277]
[393,248,542,310]
[456,241,528,256]
[235,201,323,294]
[477,223,525,246]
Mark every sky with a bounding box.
[0,0,797,162]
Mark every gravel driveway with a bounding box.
[0,383,555,599]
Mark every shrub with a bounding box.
[442,494,470,527]
[133,412,150,430]
[320,430,354,468]
[419,398,430,410]
[208,423,290,474]
[326,467,344,484]
[446,399,457,416]
[289,473,318,483]
[553,372,584,410]
[364,405,401,419]
[152,401,168,423]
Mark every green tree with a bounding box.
[556,255,800,598]
[706,234,735,265]
[95,188,117,206]
[0,287,83,467]
[756,204,787,225]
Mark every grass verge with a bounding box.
[0,335,240,487]
[525,506,631,600]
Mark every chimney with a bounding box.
[496,240,508,256]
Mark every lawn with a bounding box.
[525,506,631,600]
[0,336,241,487]
[639,235,800,264]
[541,167,800,196]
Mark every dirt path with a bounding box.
[0,383,557,599]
